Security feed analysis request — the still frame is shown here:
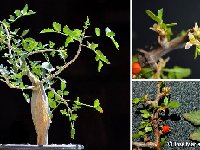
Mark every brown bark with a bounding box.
[138,33,189,69]
[29,72,51,145]
[31,85,50,145]
[133,82,166,150]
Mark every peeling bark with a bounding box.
[29,72,51,145]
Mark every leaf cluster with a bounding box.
[146,9,177,40]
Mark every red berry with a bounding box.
[162,125,170,134]
[132,62,141,75]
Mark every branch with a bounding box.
[48,87,70,102]
[133,82,164,150]
[27,48,67,56]
[133,142,156,148]
[0,21,12,55]
[42,30,85,83]
[0,75,34,90]
[138,33,189,69]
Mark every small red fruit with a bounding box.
[132,62,141,75]
[162,125,170,134]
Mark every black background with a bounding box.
[0,0,130,150]
[133,0,200,78]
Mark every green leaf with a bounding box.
[21,29,29,37]
[157,8,163,20]
[57,90,63,96]
[161,137,166,146]
[195,45,200,59]
[140,110,151,118]
[42,62,55,72]
[64,91,69,95]
[87,42,98,51]
[14,10,21,17]
[94,99,100,108]
[60,109,68,115]
[50,51,56,57]
[98,61,103,72]
[106,31,115,37]
[95,106,103,113]
[145,10,161,23]
[105,27,119,50]
[95,28,100,36]
[63,25,71,35]
[23,93,30,103]
[65,37,74,47]
[71,127,75,139]
[111,38,119,50]
[163,66,191,79]
[22,4,28,15]
[95,50,110,64]
[8,15,15,22]
[53,22,61,32]
[133,98,140,104]
[71,29,82,40]
[40,28,54,33]
[84,16,90,29]
[48,98,56,109]
[58,50,68,60]
[22,38,38,52]
[164,97,169,106]
[105,27,115,37]
[74,97,80,105]
[166,23,177,27]
[140,68,153,78]
[168,101,181,108]
[19,82,25,89]
[49,41,55,48]
[190,128,200,142]
[183,110,200,125]
[132,133,141,138]
[27,10,36,15]
[71,114,78,121]
[48,91,54,99]
[138,131,145,136]
[145,126,152,132]
[61,81,66,91]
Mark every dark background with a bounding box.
[0,1,130,150]
[133,0,200,78]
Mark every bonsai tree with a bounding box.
[132,8,200,79]
[133,81,181,150]
[0,4,119,145]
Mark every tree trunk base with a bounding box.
[0,144,84,150]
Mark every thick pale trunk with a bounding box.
[31,84,51,145]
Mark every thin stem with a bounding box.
[0,75,34,90]
[42,30,86,83]
[0,21,12,55]
[78,102,94,108]
[48,87,70,102]
[27,48,67,56]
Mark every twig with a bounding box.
[133,142,156,148]
[27,48,67,56]
[0,21,12,55]
[41,30,86,83]
[0,76,34,90]
[48,87,70,102]
[138,33,189,69]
